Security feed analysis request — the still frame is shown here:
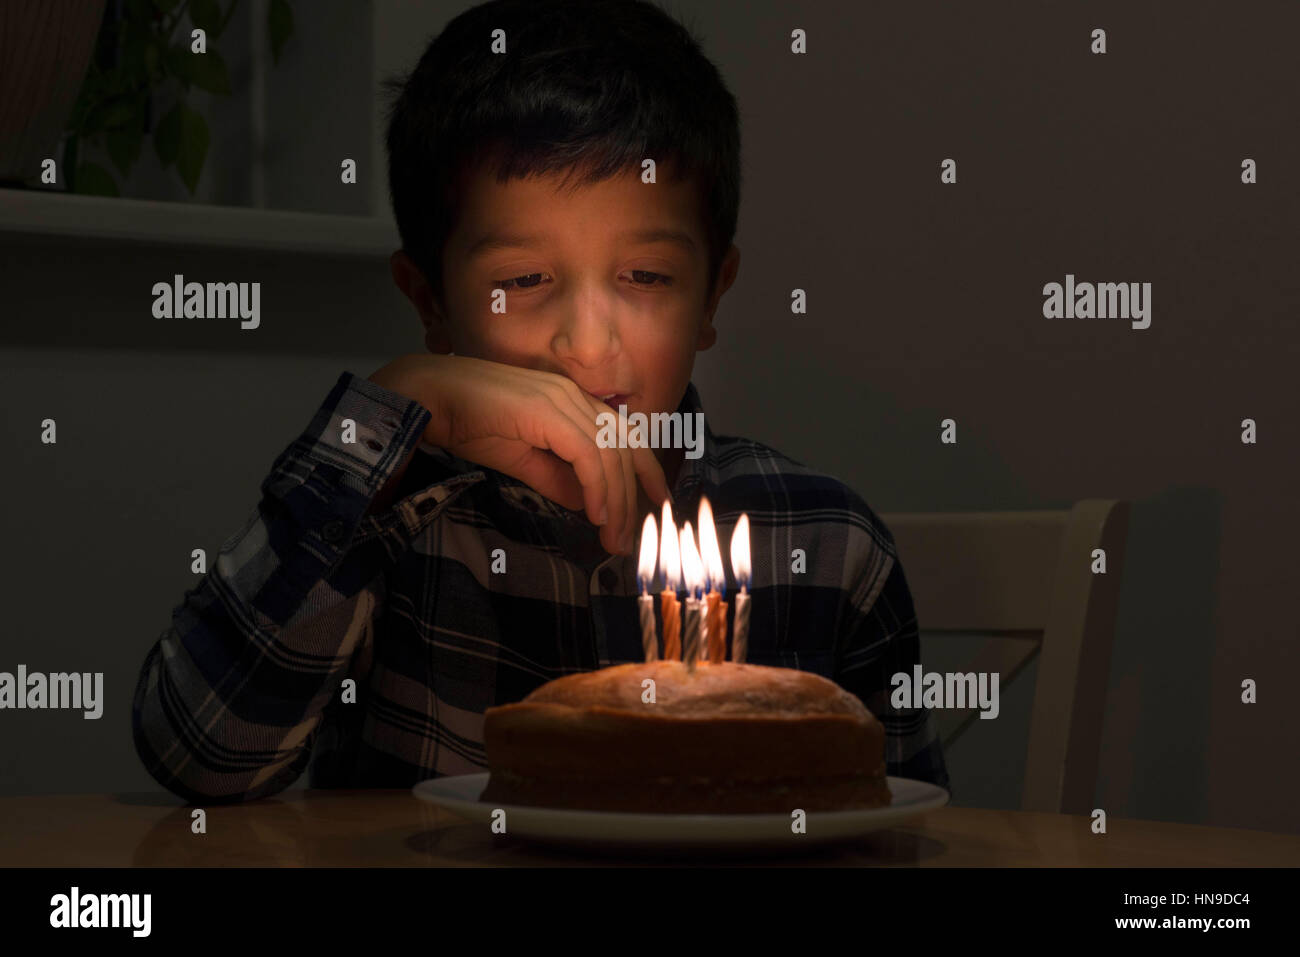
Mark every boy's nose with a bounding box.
[551,301,620,367]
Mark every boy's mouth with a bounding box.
[586,391,631,409]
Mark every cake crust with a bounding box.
[481,660,891,813]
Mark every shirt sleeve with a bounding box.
[131,371,439,803]
[831,519,952,795]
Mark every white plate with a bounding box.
[412,773,949,850]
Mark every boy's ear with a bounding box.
[390,250,453,353]
[697,244,740,351]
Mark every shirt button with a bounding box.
[322,520,345,543]
[365,438,384,452]
[599,568,618,591]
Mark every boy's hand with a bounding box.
[367,354,670,556]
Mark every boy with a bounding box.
[132,0,949,802]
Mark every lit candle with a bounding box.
[637,512,659,663]
[730,513,751,663]
[659,500,682,661]
[680,521,705,672]
[698,497,728,664]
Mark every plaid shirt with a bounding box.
[132,372,950,803]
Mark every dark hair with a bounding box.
[381,0,741,310]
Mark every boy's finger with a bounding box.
[596,419,651,555]
[621,445,637,554]
[530,411,609,529]
[557,386,632,554]
[511,449,587,513]
[552,383,655,557]
[552,390,630,553]
[630,445,671,506]
[607,419,640,554]
[598,441,629,554]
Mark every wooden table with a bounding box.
[1,790,1295,867]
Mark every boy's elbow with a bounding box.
[130,655,307,805]
[132,712,306,805]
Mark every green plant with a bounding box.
[64,0,294,196]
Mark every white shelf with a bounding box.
[0,188,400,257]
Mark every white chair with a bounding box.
[880,500,1130,814]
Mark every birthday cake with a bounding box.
[480,659,892,814]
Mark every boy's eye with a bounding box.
[492,273,546,291]
[628,270,672,287]
[490,270,673,291]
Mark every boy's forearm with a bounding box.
[133,371,431,802]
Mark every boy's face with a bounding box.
[392,162,739,450]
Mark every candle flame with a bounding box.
[638,512,658,590]
[660,499,681,591]
[698,496,726,597]
[731,513,751,588]
[680,521,705,598]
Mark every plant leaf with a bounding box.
[189,0,223,36]
[175,105,210,195]
[99,95,140,131]
[167,45,231,95]
[81,93,127,136]
[190,48,231,95]
[75,162,120,197]
[154,103,182,168]
[269,0,293,65]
